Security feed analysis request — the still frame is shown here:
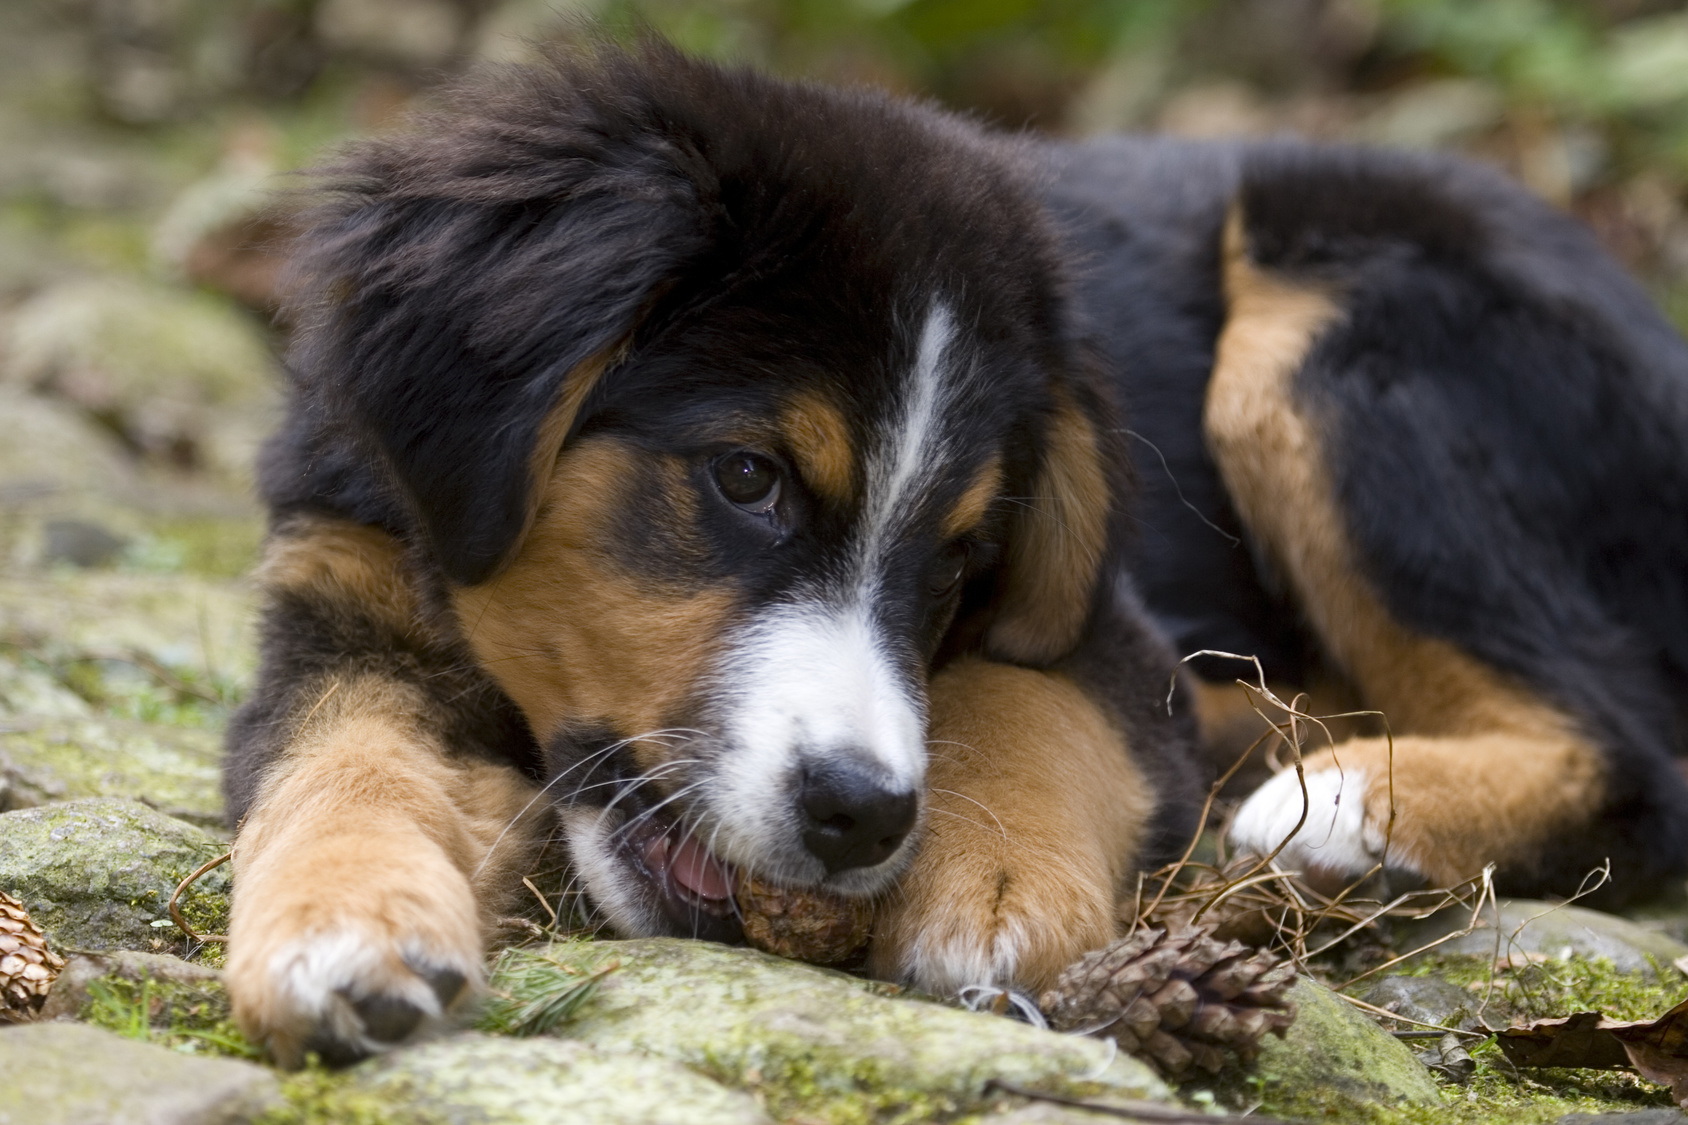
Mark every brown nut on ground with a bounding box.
[735,876,874,964]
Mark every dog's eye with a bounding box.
[927,540,971,598]
[715,451,781,513]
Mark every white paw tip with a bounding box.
[1230,766,1378,878]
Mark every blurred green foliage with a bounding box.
[4,0,1688,318]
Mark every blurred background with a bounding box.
[5,0,1688,583]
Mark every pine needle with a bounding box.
[478,946,617,1037]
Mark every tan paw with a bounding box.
[869,840,1118,997]
[226,830,481,1068]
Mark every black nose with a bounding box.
[799,759,919,874]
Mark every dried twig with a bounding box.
[169,851,232,944]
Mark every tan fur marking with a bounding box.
[521,348,621,545]
[987,393,1111,664]
[227,677,545,1066]
[942,457,1003,539]
[871,658,1153,992]
[1208,209,1604,874]
[259,517,417,626]
[452,437,735,762]
[781,392,856,504]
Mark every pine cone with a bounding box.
[1039,924,1296,1080]
[1,891,65,1023]
[735,876,874,965]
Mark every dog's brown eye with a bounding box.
[928,540,971,598]
[716,452,781,512]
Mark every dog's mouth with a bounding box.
[616,808,744,944]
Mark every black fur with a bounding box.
[1049,137,1688,899]
[230,42,1688,923]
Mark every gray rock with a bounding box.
[1401,900,1688,978]
[0,388,131,505]
[0,797,229,952]
[43,518,129,568]
[1364,974,1483,1031]
[1253,977,1441,1107]
[350,1033,774,1125]
[0,718,225,825]
[1554,1112,1687,1125]
[38,949,224,1022]
[0,1021,278,1125]
[531,938,1172,1122]
[0,570,257,686]
[3,277,279,479]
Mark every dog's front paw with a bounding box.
[1229,748,1400,887]
[868,841,1117,998]
[226,832,482,1068]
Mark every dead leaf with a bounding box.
[1495,995,1688,1107]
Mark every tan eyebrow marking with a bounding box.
[942,456,1003,539]
[780,391,856,504]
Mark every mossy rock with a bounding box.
[0,1021,278,1125]
[0,651,93,720]
[0,569,257,685]
[0,717,225,825]
[0,796,230,954]
[1401,901,1688,979]
[530,938,1171,1125]
[335,1033,775,1125]
[1252,977,1440,1114]
[3,276,279,478]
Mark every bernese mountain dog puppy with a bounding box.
[222,42,1688,1066]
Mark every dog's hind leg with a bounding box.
[223,518,546,1067]
[1212,195,1688,900]
[868,658,1158,996]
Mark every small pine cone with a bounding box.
[1039,924,1297,1081]
[0,891,65,1023]
[735,876,874,965]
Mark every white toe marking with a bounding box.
[1229,766,1405,879]
[901,919,1030,998]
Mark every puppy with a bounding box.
[223,43,1688,1066]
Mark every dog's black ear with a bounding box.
[287,56,709,585]
[985,389,1112,664]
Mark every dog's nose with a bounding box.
[799,760,919,874]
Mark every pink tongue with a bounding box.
[668,835,735,901]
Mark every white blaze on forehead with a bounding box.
[859,303,959,566]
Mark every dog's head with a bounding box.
[288,44,1119,940]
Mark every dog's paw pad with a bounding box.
[421,965,468,1009]
[349,992,427,1044]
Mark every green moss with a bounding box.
[259,1069,401,1125]
[1284,1038,1676,1124]
[693,1029,961,1125]
[0,717,226,823]
[82,971,258,1059]
[1249,954,1687,1122]
[124,515,264,580]
[1392,951,1686,1023]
